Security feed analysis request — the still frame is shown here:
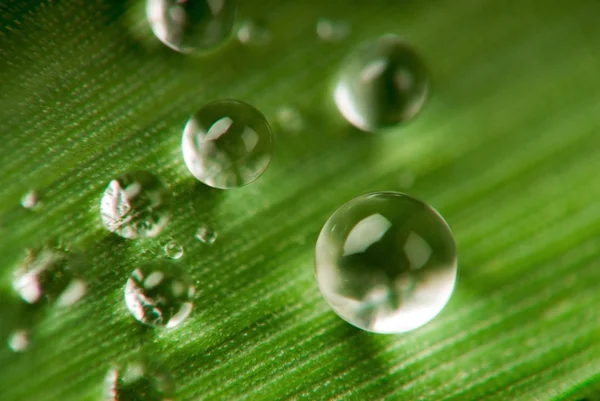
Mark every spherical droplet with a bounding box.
[182,100,273,189]
[125,261,195,328]
[333,35,429,132]
[104,360,174,401]
[12,245,87,307]
[195,225,217,244]
[7,330,29,352]
[20,190,39,210]
[100,171,171,239]
[163,240,184,259]
[146,0,236,53]
[315,192,457,334]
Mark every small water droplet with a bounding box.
[146,0,237,53]
[100,171,171,239]
[316,18,350,42]
[20,190,39,210]
[195,225,217,244]
[163,240,184,259]
[182,100,273,189]
[125,261,195,328]
[7,330,29,352]
[12,245,86,306]
[274,106,305,134]
[334,35,429,132]
[315,192,457,333]
[236,19,271,45]
[104,360,174,401]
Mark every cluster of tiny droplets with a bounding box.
[8,2,460,399]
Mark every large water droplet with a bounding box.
[125,261,195,328]
[104,360,174,401]
[20,190,39,210]
[100,171,171,239]
[315,192,457,333]
[195,225,217,244]
[182,100,273,189]
[333,35,429,132]
[146,0,236,53]
[12,246,86,306]
[7,330,29,352]
[316,18,350,42]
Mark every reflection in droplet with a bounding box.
[12,245,86,306]
[237,20,272,45]
[100,171,171,239]
[195,226,217,244]
[20,190,39,209]
[146,0,237,53]
[315,192,457,333]
[125,261,195,328]
[316,18,350,42]
[334,35,429,132]
[104,360,174,401]
[182,100,273,189]
[163,240,184,260]
[8,330,29,352]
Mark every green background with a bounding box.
[1,0,599,400]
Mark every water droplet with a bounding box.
[333,35,429,132]
[12,246,86,306]
[236,19,271,45]
[195,225,217,244]
[7,330,29,352]
[146,0,237,53]
[274,106,305,134]
[315,192,457,333]
[182,100,273,189]
[316,18,350,42]
[125,261,195,328]
[20,190,39,209]
[163,240,184,259]
[104,360,174,401]
[100,171,171,239]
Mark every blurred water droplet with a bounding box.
[100,171,171,239]
[146,0,236,53]
[398,171,415,189]
[12,245,85,306]
[163,240,184,259]
[20,190,39,210]
[316,18,350,42]
[125,261,195,328]
[104,360,174,401]
[334,35,429,132]
[275,106,305,134]
[7,330,29,352]
[236,20,271,45]
[182,100,273,189]
[195,225,217,244]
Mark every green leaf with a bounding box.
[1,0,599,400]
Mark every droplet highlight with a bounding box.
[146,0,237,53]
[125,261,195,328]
[7,330,29,352]
[104,360,174,401]
[274,106,305,134]
[315,192,457,334]
[100,171,171,239]
[316,18,350,42]
[20,190,39,209]
[334,35,429,132]
[236,20,271,45]
[195,225,217,244]
[182,100,273,189]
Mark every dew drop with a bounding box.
[20,190,39,210]
[125,261,195,328]
[182,100,273,189]
[274,106,305,134]
[195,225,217,244]
[7,330,29,352]
[163,240,184,259]
[236,19,271,45]
[12,245,86,306]
[104,360,174,401]
[100,171,171,239]
[334,35,429,132]
[316,18,350,42]
[146,0,237,53]
[315,192,457,333]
